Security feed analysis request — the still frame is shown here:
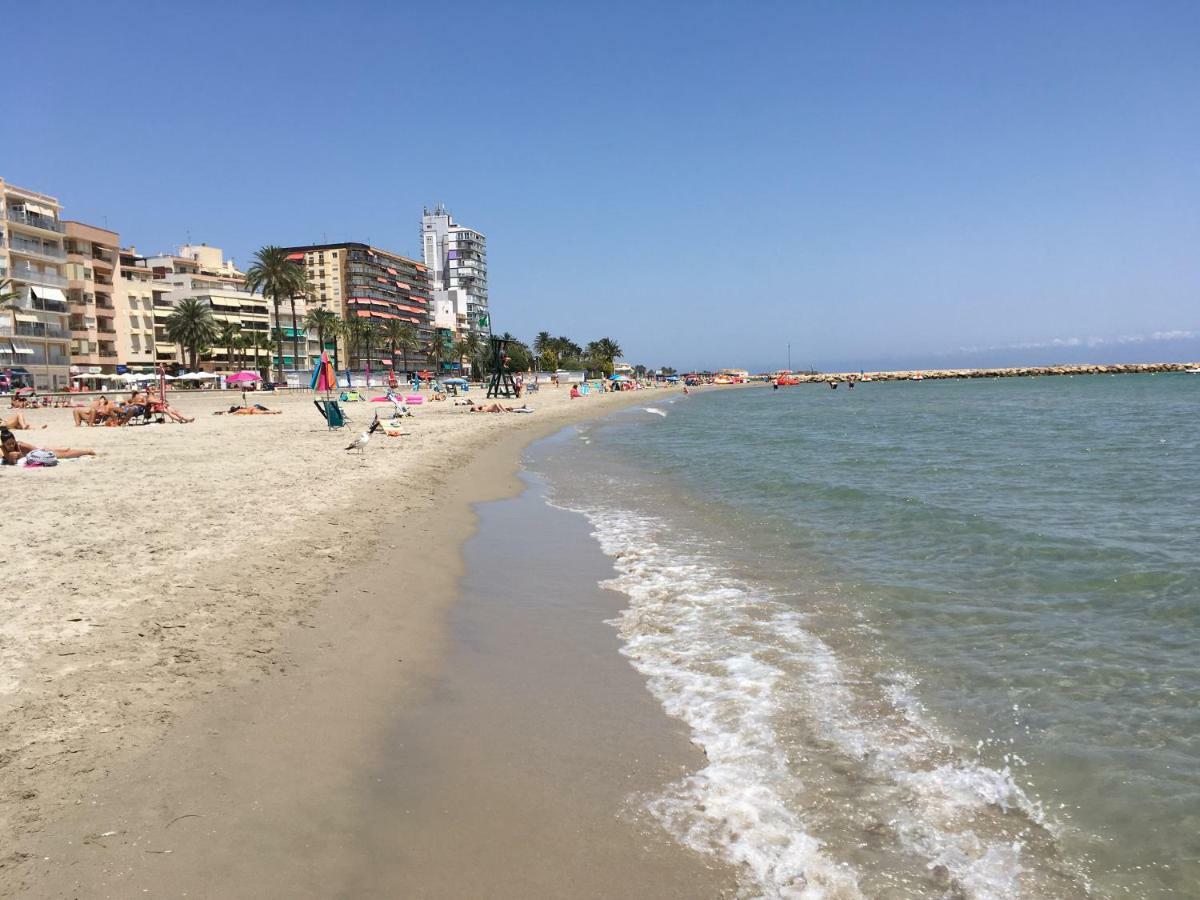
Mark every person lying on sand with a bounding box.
[2,412,46,430]
[468,403,535,413]
[212,404,281,416]
[1,427,95,465]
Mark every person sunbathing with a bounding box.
[469,403,528,413]
[2,412,45,430]
[1,427,96,465]
[73,396,116,427]
[213,404,281,415]
[147,399,194,423]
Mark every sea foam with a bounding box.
[566,503,1053,899]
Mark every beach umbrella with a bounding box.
[227,371,261,384]
[311,351,336,394]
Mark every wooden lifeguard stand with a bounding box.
[485,336,519,399]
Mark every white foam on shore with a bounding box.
[642,407,668,417]
[564,502,1049,899]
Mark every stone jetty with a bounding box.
[787,362,1200,383]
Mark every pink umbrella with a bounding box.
[227,371,262,384]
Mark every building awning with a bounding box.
[386,268,397,275]
[30,286,68,303]
[23,202,56,217]
[11,341,35,355]
[286,252,304,261]
[14,312,39,323]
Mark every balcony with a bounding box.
[8,236,66,261]
[100,350,118,359]
[14,322,69,339]
[30,297,70,314]
[8,267,68,285]
[4,209,66,234]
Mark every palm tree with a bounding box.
[304,307,340,362]
[425,334,444,375]
[0,277,19,311]
[218,321,241,370]
[327,316,345,374]
[344,317,368,370]
[243,246,306,383]
[289,274,313,372]
[587,337,623,376]
[249,331,272,377]
[361,321,380,376]
[164,298,218,372]
[533,331,553,358]
[382,320,419,377]
[454,331,482,376]
[234,334,252,370]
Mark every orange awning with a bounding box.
[286,252,304,260]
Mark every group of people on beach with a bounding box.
[71,391,195,427]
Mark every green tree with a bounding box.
[454,331,482,375]
[424,334,444,374]
[361,321,380,374]
[164,298,218,372]
[234,334,252,369]
[218,321,241,370]
[383,320,419,376]
[344,317,368,369]
[0,277,20,312]
[585,337,623,376]
[249,331,272,378]
[305,306,341,372]
[243,246,306,383]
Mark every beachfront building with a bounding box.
[145,244,273,372]
[279,243,433,375]
[420,205,489,340]
[64,221,122,376]
[116,248,169,373]
[0,179,71,389]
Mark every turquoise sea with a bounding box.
[530,374,1199,899]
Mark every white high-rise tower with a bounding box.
[421,204,489,339]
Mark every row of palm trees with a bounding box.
[531,332,623,375]
[160,245,462,380]
[162,299,467,379]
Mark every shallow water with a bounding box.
[530,375,1200,899]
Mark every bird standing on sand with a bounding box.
[345,414,381,453]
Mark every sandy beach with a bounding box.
[0,383,734,897]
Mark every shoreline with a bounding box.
[0,384,721,897]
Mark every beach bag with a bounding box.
[25,449,58,467]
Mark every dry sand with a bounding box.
[0,383,732,897]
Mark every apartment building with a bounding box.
[145,244,272,372]
[117,248,169,372]
[0,179,71,389]
[64,221,122,374]
[421,205,490,340]
[281,242,433,373]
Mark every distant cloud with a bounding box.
[952,329,1199,356]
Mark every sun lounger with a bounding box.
[314,399,349,430]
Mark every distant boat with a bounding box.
[1186,367,1200,374]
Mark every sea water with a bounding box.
[528,374,1199,899]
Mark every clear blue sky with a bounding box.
[6,0,1198,372]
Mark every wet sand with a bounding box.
[348,455,736,897]
[5,397,738,898]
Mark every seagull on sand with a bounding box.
[345,413,381,453]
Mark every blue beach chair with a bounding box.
[314,399,349,430]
